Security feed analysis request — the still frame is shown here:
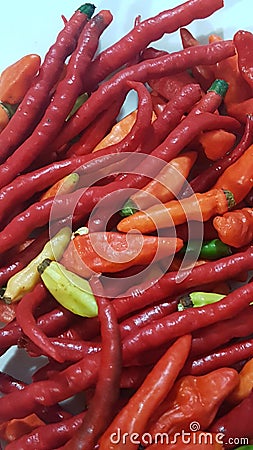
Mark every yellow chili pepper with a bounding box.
[3,227,71,303]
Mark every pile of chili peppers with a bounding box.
[0,0,253,448]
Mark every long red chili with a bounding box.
[0,113,239,255]
[183,337,253,376]
[121,282,253,364]
[50,40,235,153]
[62,276,122,450]
[111,245,253,321]
[66,98,124,157]
[84,0,224,90]
[0,83,201,230]
[0,372,71,424]
[181,113,253,196]
[190,306,253,357]
[15,283,66,363]
[0,4,94,163]
[0,10,112,190]
[1,281,253,423]
[6,413,85,450]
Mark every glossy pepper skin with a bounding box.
[234,30,253,93]
[50,40,236,154]
[147,368,239,437]
[84,0,224,91]
[0,54,41,105]
[209,390,253,449]
[213,208,253,248]
[117,189,235,234]
[214,143,253,203]
[0,4,94,163]
[61,231,183,278]
[99,335,192,450]
[61,276,122,450]
[228,358,253,405]
[0,10,112,191]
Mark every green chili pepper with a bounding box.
[199,238,232,260]
[233,446,253,450]
[181,238,232,261]
[178,291,225,311]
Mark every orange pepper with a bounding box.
[0,103,10,132]
[93,109,156,152]
[124,151,197,211]
[213,207,253,248]
[39,173,79,201]
[209,34,251,107]
[214,143,253,203]
[61,231,183,278]
[0,54,41,104]
[228,358,253,405]
[117,189,235,234]
[226,97,253,124]
[198,129,236,161]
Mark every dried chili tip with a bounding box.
[37,258,52,275]
[178,294,193,311]
[0,101,16,120]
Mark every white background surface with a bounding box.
[0,0,252,419]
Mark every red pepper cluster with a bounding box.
[0,0,253,449]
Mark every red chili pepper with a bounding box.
[183,337,253,376]
[180,27,215,90]
[0,80,153,231]
[99,335,192,450]
[182,114,253,196]
[0,4,94,163]
[61,276,122,450]
[111,245,253,319]
[66,99,123,157]
[15,283,66,363]
[147,368,239,439]
[234,30,253,93]
[85,0,224,90]
[209,389,253,448]
[190,306,253,358]
[6,413,85,450]
[0,283,252,424]
[50,40,235,154]
[143,47,196,101]
[0,10,112,190]
[0,372,71,424]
